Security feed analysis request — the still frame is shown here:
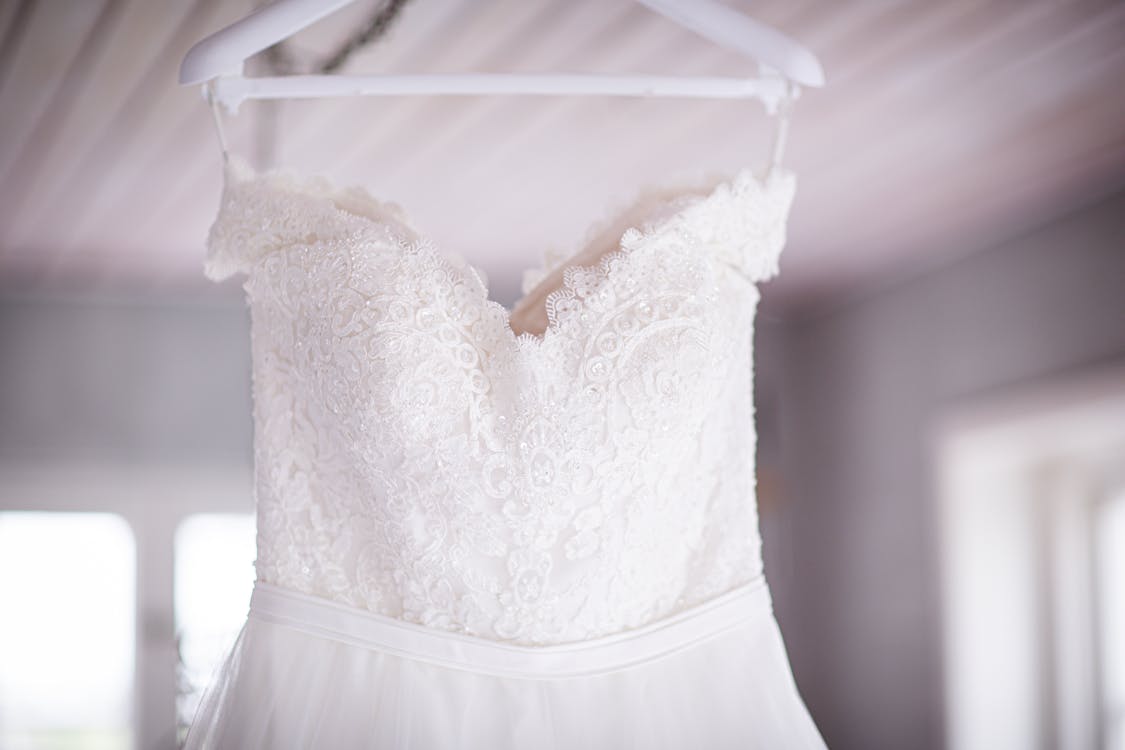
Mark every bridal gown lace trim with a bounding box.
[202,155,797,646]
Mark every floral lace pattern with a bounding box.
[205,155,796,645]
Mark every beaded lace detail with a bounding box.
[205,155,796,645]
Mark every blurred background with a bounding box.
[1,0,1123,748]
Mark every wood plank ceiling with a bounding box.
[1,0,1123,318]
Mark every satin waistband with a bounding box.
[247,578,773,679]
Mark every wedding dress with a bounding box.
[183,152,827,749]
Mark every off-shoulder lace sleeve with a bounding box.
[202,155,415,282]
[687,169,798,285]
[203,157,283,281]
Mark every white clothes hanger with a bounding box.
[180,0,825,116]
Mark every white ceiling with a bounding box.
[1,0,1123,318]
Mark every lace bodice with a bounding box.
[204,155,796,645]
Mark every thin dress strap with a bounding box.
[766,86,798,181]
[204,80,230,166]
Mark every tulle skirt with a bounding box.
[183,577,827,749]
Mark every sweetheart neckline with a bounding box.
[219,154,794,347]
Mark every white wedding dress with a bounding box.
[183,153,827,749]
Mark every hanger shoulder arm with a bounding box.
[634,0,824,87]
[180,0,357,85]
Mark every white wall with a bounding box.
[0,290,252,465]
[759,185,1125,749]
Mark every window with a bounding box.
[173,513,256,743]
[0,512,136,750]
[935,368,1125,750]
[1097,490,1125,750]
